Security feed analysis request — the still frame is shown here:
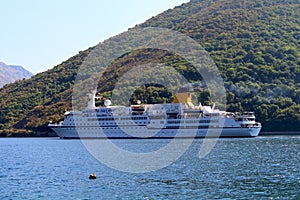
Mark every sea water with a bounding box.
[0,136,299,199]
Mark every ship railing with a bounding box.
[237,112,255,117]
[240,122,262,128]
[48,121,64,127]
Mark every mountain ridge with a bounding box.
[0,62,33,88]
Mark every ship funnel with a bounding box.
[172,92,192,104]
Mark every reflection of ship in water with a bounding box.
[48,91,262,139]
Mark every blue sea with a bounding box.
[0,136,299,199]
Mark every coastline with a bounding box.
[260,131,300,136]
[1,130,300,137]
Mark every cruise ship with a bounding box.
[48,91,262,139]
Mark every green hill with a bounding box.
[0,0,299,136]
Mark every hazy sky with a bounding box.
[0,0,189,74]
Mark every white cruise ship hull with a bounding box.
[50,126,261,139]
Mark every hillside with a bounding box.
[0,0,299,136]
[0,62,33,88]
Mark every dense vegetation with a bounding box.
[0,0,299,136]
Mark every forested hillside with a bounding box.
[0,0,299,136]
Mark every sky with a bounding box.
[0,0,189,74]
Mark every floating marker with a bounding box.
[89,173,97,179]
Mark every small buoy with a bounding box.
[89,173,97,179]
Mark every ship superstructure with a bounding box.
[48,91,262,139]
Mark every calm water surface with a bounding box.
[0,136,299,199]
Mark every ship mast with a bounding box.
[87,90,102,109]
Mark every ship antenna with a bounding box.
[212,103,216,111]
